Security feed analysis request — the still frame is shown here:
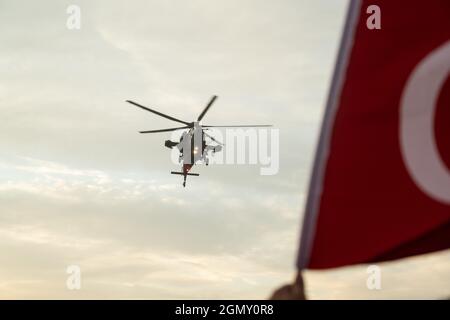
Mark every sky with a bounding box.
[0,0,448,299]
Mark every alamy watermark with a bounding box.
[366,264,382,290]
[66,265,81,290]
[366,5,381,30]
[66,5,81,30]
[169,128,279,175]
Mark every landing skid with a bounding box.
[171,171,199,187]
[170,172,200,176]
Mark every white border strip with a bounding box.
[297,0,362,269]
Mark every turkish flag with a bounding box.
[298,0,450,269]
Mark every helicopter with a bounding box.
[126,95,271,187]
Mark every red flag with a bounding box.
[298,0,450,269]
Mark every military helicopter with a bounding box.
[126,96,271,187]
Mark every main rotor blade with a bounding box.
[203,125,272,128]
[197,95,218,121]
[203,132,224,145]
[126,100,190,125]
[139,126,189,133]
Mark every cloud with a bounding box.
[0,156,300,298]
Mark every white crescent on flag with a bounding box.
[400,40,450,204]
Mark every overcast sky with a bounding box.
[0,0,448,299]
